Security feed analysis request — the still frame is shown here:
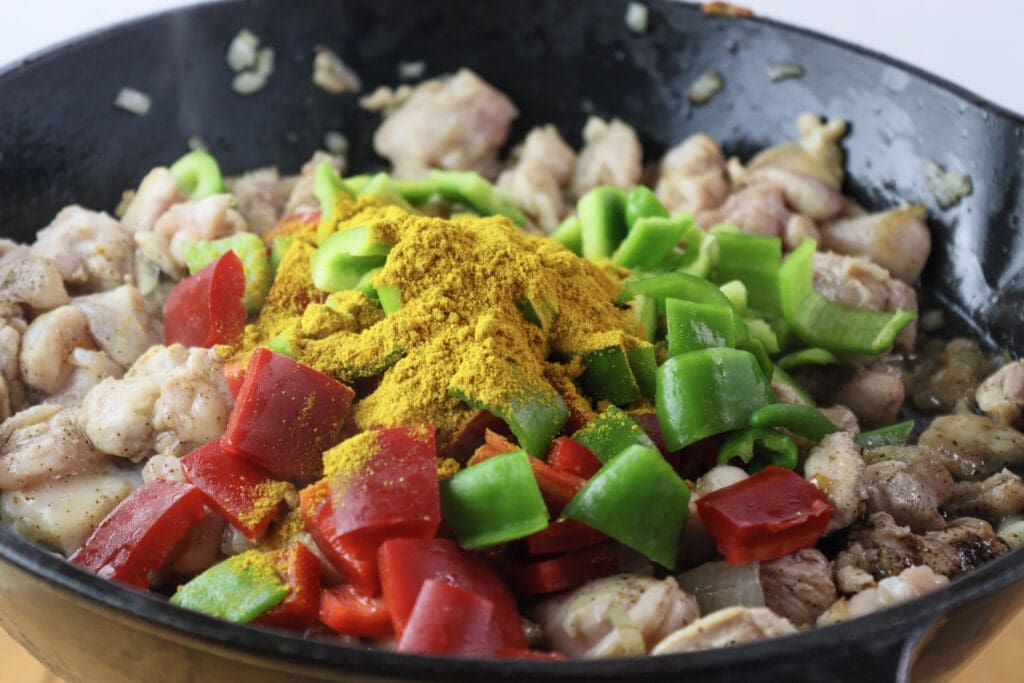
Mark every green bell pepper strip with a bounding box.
[631,294,658,342]
[612,215,691,270]
[665,298,737,357]
[269,235,295,276]
[656,347,774,451]
[777,347,840,371]
[356,173,416,212]
[354,267,382,299]
[719,281,748,315]
[743,317,780,354]
[310,225,393,292]
[624,185,669,227]
[578,340,644,406]
[169,150,225,199]
[626,343,657,402]
[668,221,718,279]
[183,233,272,313]
[770,364,815,406]
[377,283,402,316]
[742,336,774,382]
[779,240,917,354]
[749,403,838,443]
[391,176,439,205]
[618,270,733,311]
[450,362,568,457]
[517,292,559,334]
[339,173,371,194]
[854,420,915,450]
[169,549,288,623]
[429,170,527,226]
[711,230,783,316]
[267,330,295,359]
[440,450,549,549]
[563,445,690,569]
[549,215,583,255]
[313,162,355,243]
[572,405,657,463]
[717,427,799,471]
[578,186,629,260]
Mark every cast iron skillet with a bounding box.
[1,1,1023,680]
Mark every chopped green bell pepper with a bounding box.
[717,427,798,471]
[310,225,393,292]
[183,233,272,313]
[718,281,748,315]
[656,347,774,451]
[854,420,915,449]
[572,405,658,463]
[665,298,737,356]
[631,294,658,342]
[549,215,583,255]
[578,186,629,260]
[770,364,815,405]
[313,162,355,243]
[670,221,718,279]
[624,185,669,227]
[169,549,288,623]
[563,445,690,569]
[749,403,838,443]
[576,336,654,405]
[440,450,549,549]
[356,172,416,212]
[742,336,774,381]
[429,170,527,226]
[777,347,840,371]
[170,150,225,199]
[612,215,691,270]
[269,235,295,275]
[712,230,783,316]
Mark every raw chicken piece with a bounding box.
[283,151,345,216]
[496,125,577,230]
[120,167,184,233]
[571,117,643,198]
[759,549,836,626]
[46,348,124,406]
[138,195,247,277]
[141,453,186,484]
[747,113,848,190]
[655,133,730,213]
[817,565,948,625]
[19,305,96,395]
[226,167,291,234]
[373,69,518,178]
[820,205,931,283]
[782,214,821,251]
[682,466,749,567]
[918,414,1024,481]
[72,285,161,367]
[533,574,699,658]
[32,206,136,293]
[861,446,954,532]
[976,360,1024,426]
[0,249,70,311]
[0,301,27,421]
[651,607,796,655]
[746,167,845,221]
[803,431,866,533]
[819,405,859,433]
[0,406,106,491]
[696,184,790,237]
[944,469,1024,521]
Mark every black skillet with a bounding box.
[1,1,1023,680]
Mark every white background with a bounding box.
[0,0,1020,116]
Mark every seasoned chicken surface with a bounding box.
[820,205,930,283]
[0,249,70,311]
[803,432,865,534]
[32,206,136,293]
[818,565,948,625]
[120,167,184,234]
[0,406,107,491]
[139,195,247,277]
[225,167,291,235]
[862,446,954,533]
[71,285,161,367]
[759,549,837,627]
[976,360,1024,426]
[944,469,1024,522]
[651,607,796,655]
[918,414,1024,481]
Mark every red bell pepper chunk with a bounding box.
[300,481,380,595]
[163,250,247,348]
[377,537,526,649]
[504,542,619,595]
[223,356,247,400]
[181,439,291,539]
[262,210,321,242]
[325,427,440,560]
[524,518,607,556]
[223,348,355,485]
[255,543,322,630]
[529,457,587,516]
[397,579,503,657]
[696,465,834,564]
[319,583,393,638]
[628,409,682,472]
[69,481,207,589]
[546,437,602,479]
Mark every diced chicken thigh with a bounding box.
[918,414,1024,481]
[0,406,107,491]
[944,469,1024,522]
[976,360,1024,426]
[137,195,247,277]
[31,206,136,292]
[72,285,161,367]
[0,249,70,311]
[820,205,931,283]
[120,167,184,233]
[655,133,730,213]
[497,125,577,230]
[696,184,790,237]
[651,607,797,655]
[226,167,291,234]
[803,431,866,533]
[862,446,954,532]
[571,117,643,198]
[759,549,837,626]
[817,565,948,625]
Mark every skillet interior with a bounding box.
[1,1,1024,680]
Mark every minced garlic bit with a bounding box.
[767,63,804,81]
[226,28,259,72]
[687,70,723,105]
[397,60,426,81]
[324,130,349,156]
[625,2,650,34]
[359,84,413,112]
[312,47,362,94]
[114,87,151,116]
[924,160,972,209]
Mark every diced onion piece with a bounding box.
[313,47,362,94]
[687,70,723,105]
[767,63,804,81]
[397,60,426,81]
[625,2,650,34]
[677,560,765,615]
[232,48,275,96]
[998,516,1024,549]
[226,29,259,72]
[324,131,349,156]
[924,160,972,209]
[114,87,151,115]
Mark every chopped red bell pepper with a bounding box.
[300,481,379,595]
[223,356,247,400]
[70,480,207,589]
[444,410,513,461]
[696,465,834,563]
[397,579,504,657]
[255,543,322,630]
[377,537,526,649]
[223,348,355,485]
[546,436,602,479]
[504,542,619,595]
[319,583,393,638]
[262,210,321,243]
[628,408,682,472]
[467,428,519,464]
[181,439,291,539]
[163,250,247,348]
[524,519,607,556]
[529,457,587,516]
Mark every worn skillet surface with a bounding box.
[1,1,1024,681]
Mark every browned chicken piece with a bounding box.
[745,167,845,221]
[834,565,877,595]
[373,69,518,179]
[571,117,643,198]
[747,113,848,190]
[819,405,860,433]
[283,150,345,216]
[820,204,931,283]
[861,446,954,533]
[651,607,797,655]
[119,167,184,233]
[497,125,577,230]
[0,301,27,421]
[32,206,137,293]
[976,359,1024,426]
[812,250,918,351]
[944,469,1024,522]
[532,574,699,658]
[918,413,1024,481]
[759,549,837,627]
[0,248,70,312]
[696,184,791,237]
[655,133,731,213]
[225,167,292,234]
[834,512,1007,580]
[817,565,948,626]
[911,338,997,414]
[803,432,866,534]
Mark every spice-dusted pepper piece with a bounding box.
[163,251,247,348]
[612,215,692,270]
[183,232,273,313]
[256,542,322,630]
[169,149,224,199]
[170,549,289,623]
[310,225,393,292]
[578,186,629,260]
[572,405,657,464]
